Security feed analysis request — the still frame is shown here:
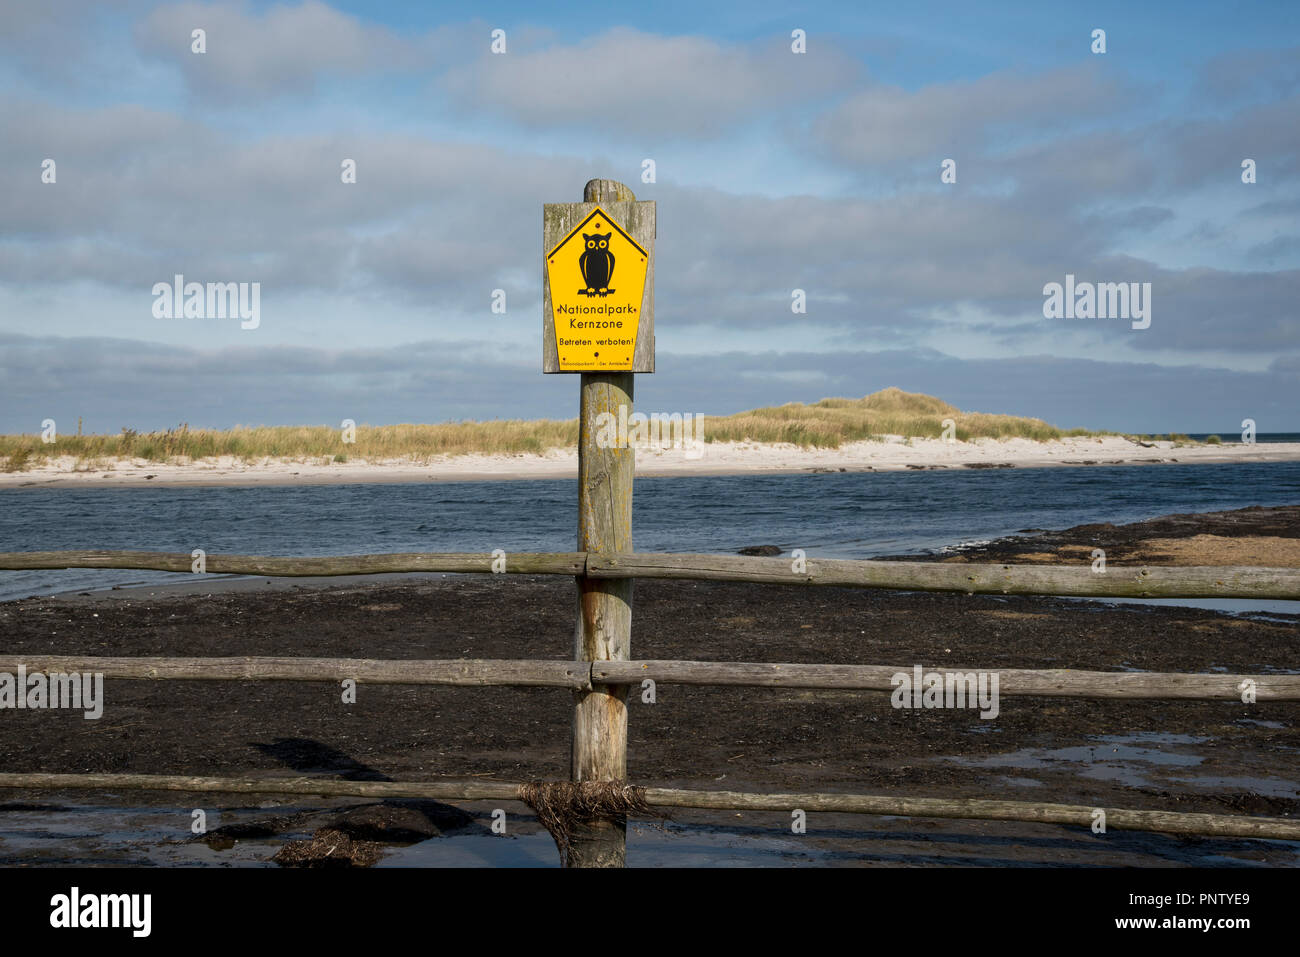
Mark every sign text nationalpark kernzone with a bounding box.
[0,666,103,719]
[543,200,654,372]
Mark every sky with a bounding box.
[0,0,1297,434]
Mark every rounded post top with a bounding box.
[584,179,636,203]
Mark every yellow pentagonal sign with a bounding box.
[546,207,648,371]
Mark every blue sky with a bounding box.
[1,0,1297,434]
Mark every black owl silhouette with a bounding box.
[578,232,615,297]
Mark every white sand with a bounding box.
[4,436,1298,489]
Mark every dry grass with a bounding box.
[702,387,1102,447]
[0,420,579,470]
[0,387,1109,469]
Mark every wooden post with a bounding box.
[568,178,637,867]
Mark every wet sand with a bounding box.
[899,504,1300,568]
[0,506,1296,866]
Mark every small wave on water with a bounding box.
[934,539,995,555]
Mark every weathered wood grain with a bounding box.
[3,656,1289,700]
[0,772,522,802]
[587,552,1300,599]
[592,660,1299,700]
[567,178,639,868]
[0,656,591,688]
[639,788,1300,841]
[0,773,1294,841]
[0,550,586,577]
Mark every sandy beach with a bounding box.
[5,435,1299,489]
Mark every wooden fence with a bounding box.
[2,548,1300,865]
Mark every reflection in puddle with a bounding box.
[944,733,1208,787]
[383,822,827,868]
[0,804,285,866]
[940,732,1299,799]
[1056,595,1300,620]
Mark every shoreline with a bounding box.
[4,435,1300,489]
[23,504,1300,607]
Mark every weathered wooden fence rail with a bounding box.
[0,550,585,577]
[0,773,1296,842]
[1,654,1296,700]
[3,549,1299,599]
[589,552,1300,599]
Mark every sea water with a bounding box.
[2,460,1299,603]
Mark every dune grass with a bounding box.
[700,388,1101,447]
[0,388,1112,470]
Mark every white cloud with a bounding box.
[814,64,1128,166]
[441,27,860,138]
[132,0,431,100]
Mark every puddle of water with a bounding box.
[1169,776,1300,799]
[3,800,1297,867]
[998,776,1044,789]
[941,732,1299,798]
[1057,596,1300,619]
[0,808,856,868]
[384,822,832,867]
[0,804,291,866]
[379,830,557,867]
[952,734,1205,768]
[942,733,1208,787]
